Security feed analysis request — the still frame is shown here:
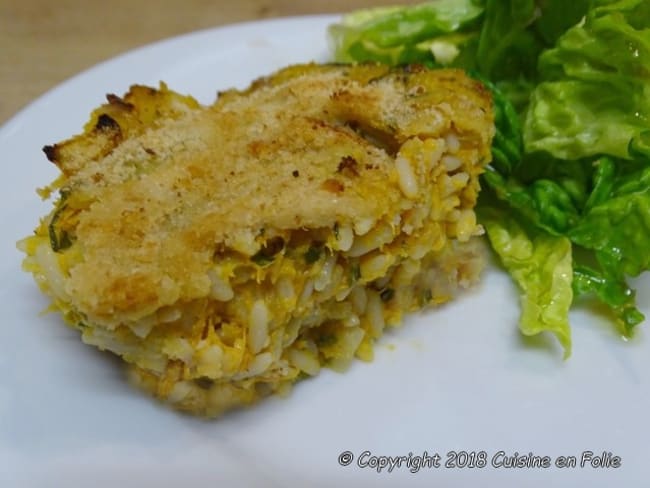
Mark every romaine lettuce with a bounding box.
[525,0,650,159]
[480,206,573,356]
[328,0,484,66]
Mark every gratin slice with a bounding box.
[20,63,493,416]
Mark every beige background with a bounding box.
[0,0,420,125]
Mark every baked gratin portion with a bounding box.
[19,63,493,416]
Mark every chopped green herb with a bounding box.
[48,194,73,252]
[420,288,433,306]
[304,245,323,264]
[316,334,337,347]
[194,377,215,390]
[251,253,275,266]
[380,288,395,302]
[350,263,361,283]
[251,236,285,266]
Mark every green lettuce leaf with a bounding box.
[475,0,541,80]
[475,0,589,79]
[482,169,582,236]
[481,87,588,236]
[486,88,648,339]
[480,206,573,356]
[566,155,648,332]
[534,0,591,45]
[472,74,523,175]
[572,263,644,333]
[569,188,650,279]
[524,0,650,159]
[328,0,484,66]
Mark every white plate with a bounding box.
[1,15,648,488]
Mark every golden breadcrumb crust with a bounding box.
[41,63,493,326]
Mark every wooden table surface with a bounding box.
[0,0,417,126]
